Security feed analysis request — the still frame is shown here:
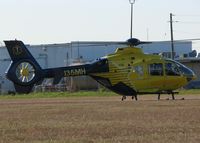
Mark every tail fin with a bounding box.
[4,40,44,93]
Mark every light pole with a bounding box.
[170,13,175,60]
[129,0,136,39]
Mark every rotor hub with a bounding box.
[20,68,29,77]
[127,38,140,46]
[15,62,36,83]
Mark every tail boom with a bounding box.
[4,40,109,93]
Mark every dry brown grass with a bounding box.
[0,95,200,143]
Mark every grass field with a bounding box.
[0,92,200,143]
[1,89,200,99]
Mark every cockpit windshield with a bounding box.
[165,62,180,76]
[165,59,195,77]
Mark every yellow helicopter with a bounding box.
[4,38,197,100]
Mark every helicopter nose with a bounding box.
[192,74,197,81]
[186,74,197,82]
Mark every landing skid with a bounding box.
[121,91,179,101]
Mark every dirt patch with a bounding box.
[0,95,199,143]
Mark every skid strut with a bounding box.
[121,95,138,101]
[157,92,178,100]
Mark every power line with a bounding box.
[175,14,200,17]
[174,30,200,35]
[176,21,200,24]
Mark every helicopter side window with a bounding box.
[149,63,163,76]
[134,66,143,76]
[165,63,180,76]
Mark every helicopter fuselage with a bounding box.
[4,40,196,96]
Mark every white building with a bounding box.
[0,41,192,93]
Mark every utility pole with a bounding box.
[170,13,175,59]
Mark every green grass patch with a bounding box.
[1,89,200,99]
[177,89,200,95]
[0,90,117,99]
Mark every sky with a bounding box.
[0,0,200,49]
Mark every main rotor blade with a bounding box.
[148,38,200,43]
[70,38,200,47]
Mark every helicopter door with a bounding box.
[130,64,147,90]
[147,63,165,92]
[164,62,183,90]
